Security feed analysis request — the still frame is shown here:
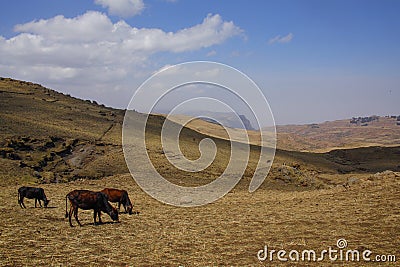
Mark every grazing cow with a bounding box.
[65,190,118,227]
[101,188,133,215]
[18,186,50,208]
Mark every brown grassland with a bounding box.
[0,78,399,266]
[1,172,400,266]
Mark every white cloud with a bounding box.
[2,12,241,69]
[94,0,145,18]
[268,33,293,44]
[206,50,217,57]
[0,12,242,107]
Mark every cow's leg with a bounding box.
[98,211,102,224]
[68,206,74,227]
[93,210,99,225]
[121,202,127,213]
[37,199,43,208]
[74,207,82,227]
[115,202,120,212]
[19,196,26,208]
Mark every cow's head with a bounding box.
[44,199,50,208]
[110,207,119,222]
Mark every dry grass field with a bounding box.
[1,78,399,266]
[1,172,399,266]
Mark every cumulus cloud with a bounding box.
[94,0,145,18]
[0,11,242,107]
[3,12,241,67]
[268,33,293,44]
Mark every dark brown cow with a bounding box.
[18,186,50,208]
[65,190,118,227]
[101,188,133,215]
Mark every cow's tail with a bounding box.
[65,195,69,218]
[18,190,20,205]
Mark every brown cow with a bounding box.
[101,188,133,215]
[65,190,118,227]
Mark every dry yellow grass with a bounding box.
[1,172,399,266]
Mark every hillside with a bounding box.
[1,77,400,189]
[172,112,400,152]
[0,78,128,184]
[276,117,400,152]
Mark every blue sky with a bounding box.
[0,0,399,124]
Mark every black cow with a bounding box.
[65,190,119,227]
[18,186,50,208]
